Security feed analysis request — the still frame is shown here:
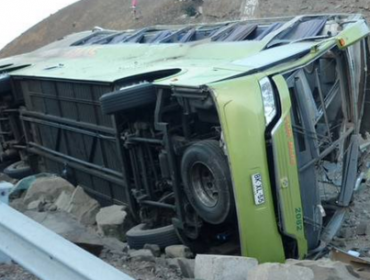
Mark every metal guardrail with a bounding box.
[0,182,134,280]
[0,182,12,265]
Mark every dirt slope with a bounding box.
[0,0,241,58]
[1,0,370,58]
[0,0,181,58]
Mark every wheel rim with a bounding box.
[190,162,218,208]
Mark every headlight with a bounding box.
[259,77,277,126]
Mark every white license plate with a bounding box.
[251,173,265,205]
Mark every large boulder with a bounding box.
[195,255,258,280]
[24,211,103,256]
[66,186,100,226]
[248,263,314,280]
[23,176,75,205]
[287,259,360,280]
[54,191,73,212]
[95,205,133,241]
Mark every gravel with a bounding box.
[0,264,39,280]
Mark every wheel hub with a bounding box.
[191,162,219,208]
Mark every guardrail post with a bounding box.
[0,182,14,264]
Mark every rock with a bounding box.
[67,186,100,226]
[129,249,155,262]
[248,263,314,280]
[177,258,195,278]
[155,257,168,267]
[10,174,50,199]
[27,197,46,211]
[195,255,258,280]
[23,176,75,205]
[46,203,57,212]
[139,261,156,271]
[10,198,27,212]
[165,245,193,259]
[166,257,195,277]
[54,191,73,211]
[167,258,181,270]
[144,244,161,257]
[102,237,129,255]
[356,221,370,236]
[96,205,133,241]
[24,211,103,256]
[287,259,358,280]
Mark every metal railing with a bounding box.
[0,182,134,280]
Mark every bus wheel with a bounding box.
[181,140,235,225]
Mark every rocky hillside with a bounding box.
[0,0,240,58]
[1,0,370,58]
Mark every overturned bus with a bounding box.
[0,14,369,262]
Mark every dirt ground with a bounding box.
[1,153,370,280]
[258,0,370,19]
[337,177,370,255]
[0,244,182,280]
[2,162,370,280]
[2,178,370,280]
[0,265,38,280]
[100,250,183,280]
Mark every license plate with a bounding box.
[251,173,265,205]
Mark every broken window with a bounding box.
[268,17,327,47]
[70,16,338,47]
[285,45,365,248]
